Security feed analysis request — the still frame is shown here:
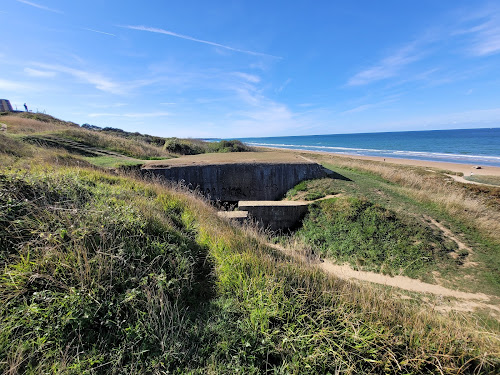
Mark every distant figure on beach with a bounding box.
[24,103,28,112]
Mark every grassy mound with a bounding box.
[285,178,339,201]
[296,196,458,277]
[0,169,213,372]
[0,113,254,166]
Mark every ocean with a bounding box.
[236,128,500,167]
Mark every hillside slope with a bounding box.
[0,113,499,373]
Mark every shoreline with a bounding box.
[256,146,500,177]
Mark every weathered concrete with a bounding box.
[238,201,309,231]
[0,99,13,112]
[217,210,248,224]
[143,152,328,201]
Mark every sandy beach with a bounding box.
[257,146,500,177]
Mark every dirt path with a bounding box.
[423,215,478,267]
[318,260,488,301]
[445,173,498,187]
[268,243,500,317]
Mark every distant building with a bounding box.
[0,99,13,112]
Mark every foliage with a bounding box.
[163,137,205,155]
[1,115,499,373]
[466,174,500,187]
[208,139,251,153]
[0,169,213,373]
[59,128,171,160]
[164,138,253,155]
[296,196,456,277]
[0,133,32,157]
[286,178,338,201]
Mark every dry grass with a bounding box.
[0,115,71,134]
[59,128,172,159]
[311,153,500,241]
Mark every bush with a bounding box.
[297,196,454,277]
[164,138,253,155]
[163,137,205,155]
[208,140,251,153]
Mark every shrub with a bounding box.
[297,196,453,277]
[208,139,252,153]
[163,137,205,155]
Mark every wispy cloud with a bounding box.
[88,112,170,118]
[384,107,500,129]
[24,67,56,78]
[231,72,261,83]
[223,80,302,136]
[276,78,292,93]
[121,25,280,58]
[83,28,116,37]
[32,63,123,94]
[456,6,500,56]
[16,0,63,14]
[347,43,423,86]
[341,97,399,115]
[89,102,128,109]
[0,79,32,91]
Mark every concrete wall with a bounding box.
[144,162,327,201]
[238,201,309,231]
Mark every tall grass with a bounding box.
[59,128,171,160]
[0,115,69,134]
[313,155,500,241]
[1,164,498,373]
[163,137,253,155]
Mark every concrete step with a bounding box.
[217,210,248,224]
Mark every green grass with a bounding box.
[164,137,253,155]
[295,196,457,279]
[0,168,214,373]
[304,163,500,296]
[83,155,145,168]
[465,174,500,186]
[285,178,338,201]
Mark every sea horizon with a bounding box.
[233,127,500,167]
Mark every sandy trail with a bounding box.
[318,260,488,301]
[268,243,500,316]
[445,173,498,187]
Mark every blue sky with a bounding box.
[2,1,500,138]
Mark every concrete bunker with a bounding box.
[143,152,329,202]
[142,151,332,231]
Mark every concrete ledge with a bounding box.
[238,201,310,231]
[217,210,248,224]
[238,200,309,206]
